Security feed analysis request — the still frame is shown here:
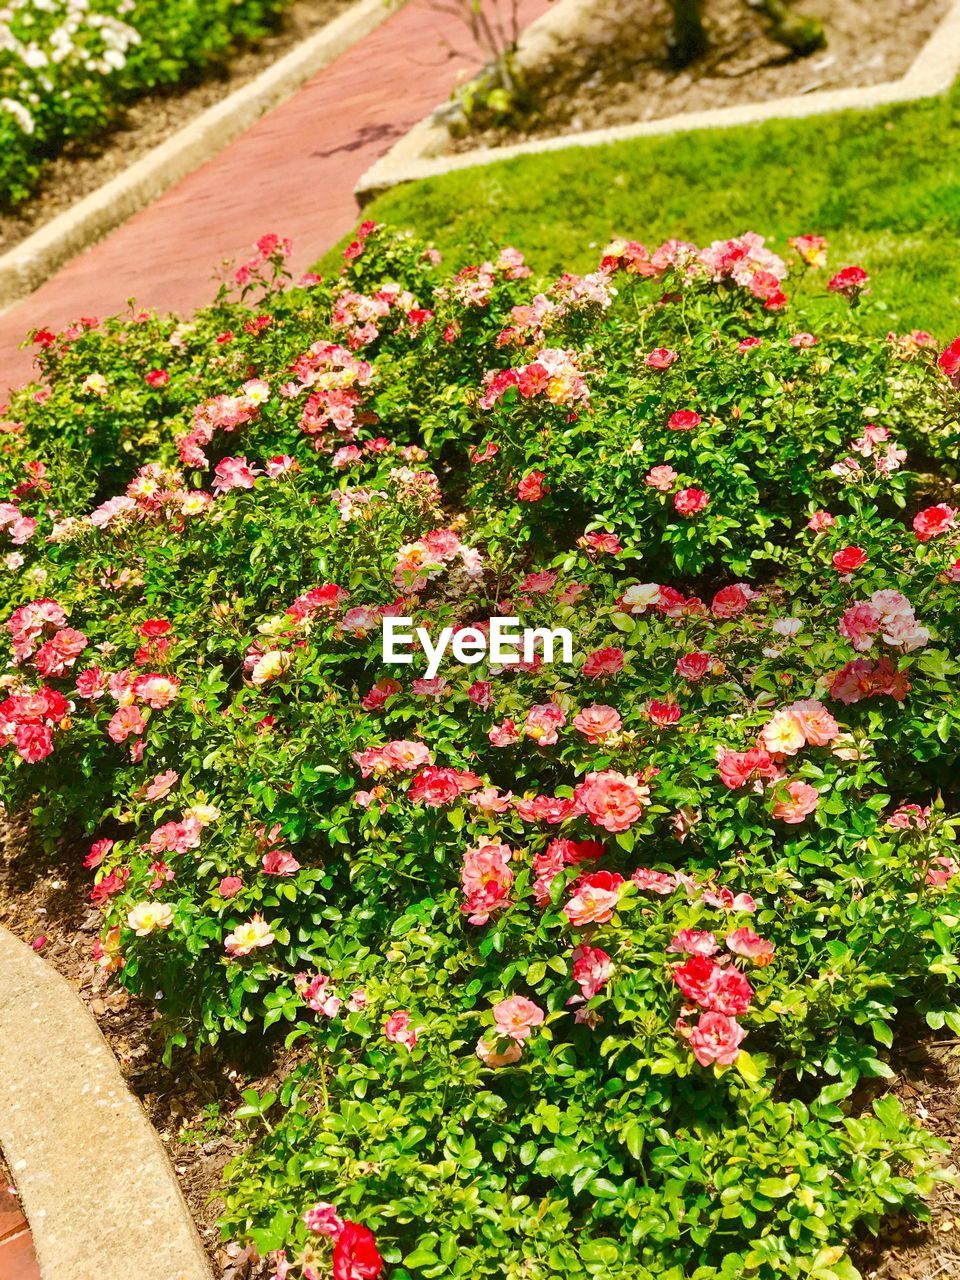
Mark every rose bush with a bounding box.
[2,225,960,1278]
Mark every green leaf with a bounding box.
[756,1178,794,1199]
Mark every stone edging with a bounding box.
[355,0,960,198]
[0,0,394,315]
[0,925,211,1280]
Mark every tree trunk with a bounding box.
[668,0,708,69]
[751,0,825,55]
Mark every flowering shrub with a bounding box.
[0,0,295,206]
[2,225,960,1277]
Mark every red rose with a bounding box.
[676,651,711,682]
[14,723,54,763]
[674,488,709,517]
[468,680,493,709]
[832,546,868,573]
[139,618,172,639]
[648,699,681,726]
[645,347,678,370]
[333,1221,384,1280]
[517,363,550,398]
[913,504,957,543]
[517,471,547,502]
[668,410,700,431]
[409,766,482,806]
[827,266,869,302]
[581,531,622,555]
[711,583,755,618]
[938,337,960,384]
[717,748,777,790]
[582,646,624,680]
[673,955,718,1006]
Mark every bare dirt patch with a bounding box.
[452,0,948,150]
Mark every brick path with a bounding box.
[0,0,549,397]
[0,1187,39,1280]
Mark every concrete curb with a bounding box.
[0,0,394,315]
[355,0,960,197]
[0,926,211,1280]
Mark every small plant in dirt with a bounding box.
[1,223,959,1278]
[432,0,532,134]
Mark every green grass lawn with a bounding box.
[325,83,960,336]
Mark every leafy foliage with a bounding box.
[1,224,960,1278]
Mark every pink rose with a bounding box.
[384,1010,418,1049]
[668,410,700,431]
[771,780,820,824]
[492,995,545,1042]
[645,465,678,492]
[645,347,678,370]
[687,1011,746,1066]
[572,704,622,743]
[726,927,775,966]
[913,504,957,542]
[564,870,625,926]
[674,488,709,517]
[575,771,645,832]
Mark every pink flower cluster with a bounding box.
[285,343,375,448]
[480,348,591,411]
[669,922,775,1066]
[292,1198,383,1280]
[234,233,292,288]
[838,590,929,653]
[0,685,71,762]
[331,282,430,349]
[352,739,432,778]
[394,527,481,593]
[437,247,532,310]
[829,656,911,705]
[176,380,270,468]
[716,699,838,825]
[461,839,514,924]
[831,424,906,482]
[0,502,36,545]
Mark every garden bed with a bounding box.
[0,818,283,1278]
[449,0,948,150]
[2,223,960,1280]
[853,1037,960,1280]
[0,0,352,257]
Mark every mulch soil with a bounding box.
[452,0,949,150]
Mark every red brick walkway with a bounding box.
[0,0,549,397]
[0,1187,39,1280]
